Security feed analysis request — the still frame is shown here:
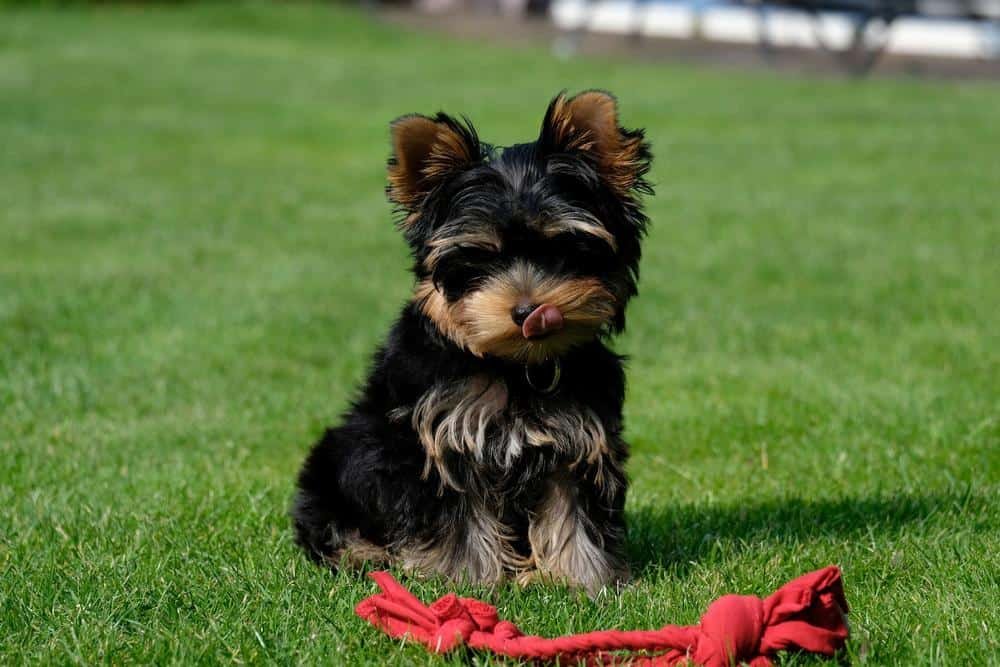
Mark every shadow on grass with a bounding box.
[626,486,983,576]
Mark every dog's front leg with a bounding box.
[398,495,522,585]
[527,465,628,596]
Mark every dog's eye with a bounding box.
[435,266,489,300]
[530,233,613,278]
[431,247,498,300]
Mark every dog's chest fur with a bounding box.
[400,374,609,491]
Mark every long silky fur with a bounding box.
[292,91,650,595]
[409,375,615,493]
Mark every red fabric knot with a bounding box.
[425,594,473,652]
[759,566,850,656]
[458,597,502,631]
[493,620,522,640]
[355,566,849,666]
[431,618,476,653]
[693,594,765,667]
[425,594,503,652]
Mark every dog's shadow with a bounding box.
[625,486,982,577]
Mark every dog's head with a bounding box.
[388,91,652,364]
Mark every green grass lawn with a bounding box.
[1,2,998,664]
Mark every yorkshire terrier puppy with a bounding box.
[293,91,652,595]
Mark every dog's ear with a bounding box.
[387,113,481,211]
[538,90,651,196]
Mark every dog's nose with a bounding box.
[511,302,538,326]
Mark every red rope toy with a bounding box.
[356,566,849,666]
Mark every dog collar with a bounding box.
[524,359,561,394]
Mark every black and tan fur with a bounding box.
[292,91,652,595]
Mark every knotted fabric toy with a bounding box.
[355,566,848,666]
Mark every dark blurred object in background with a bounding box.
[390,0,999,76]
[412,0,551,15]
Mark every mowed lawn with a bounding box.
[1,3,998,664]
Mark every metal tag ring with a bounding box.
[525,359,561,394]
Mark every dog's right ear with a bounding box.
[538,90,650,198]
[387,113,481,212]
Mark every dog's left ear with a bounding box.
[387,113,481,212]
[538,90,651,196]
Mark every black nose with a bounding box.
[511,303,538,326]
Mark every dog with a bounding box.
[292,91,651,595]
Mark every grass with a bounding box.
[1,2,998,664]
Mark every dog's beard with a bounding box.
[416,261,616,364]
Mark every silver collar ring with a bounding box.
[525,359,561,394]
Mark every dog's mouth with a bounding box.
[521,303,564,340]
[414,269,617,364]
